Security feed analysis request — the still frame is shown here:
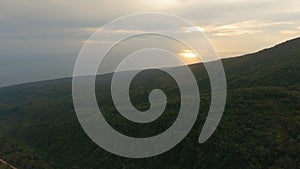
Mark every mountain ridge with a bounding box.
[0,37,299,169]
[1,37,299,89]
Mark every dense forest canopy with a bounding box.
[0,38,299,169]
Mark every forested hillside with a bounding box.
[0,38,299,169]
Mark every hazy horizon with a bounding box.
[0,37,297,88]
[0,0,300,87]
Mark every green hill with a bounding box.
[0,37,299,169]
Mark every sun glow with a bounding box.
[178,49,200,65]
[179,50,198,58]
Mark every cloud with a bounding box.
[181,26,204,33]
[83,27,99,33]
[198,20,293,36]
[280,30,299,35]
[0,0,300,57]
[83,27,145,34]
[80,40,127,45]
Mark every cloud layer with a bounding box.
[0,0,299,87]
[0,0,299,57]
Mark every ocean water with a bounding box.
[0,54,77,87]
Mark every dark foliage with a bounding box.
[0,38,299,168]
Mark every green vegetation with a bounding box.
[0,38,299,168]
[0,137,54,169]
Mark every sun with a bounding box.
[178,49,200,65]
[178,50,198,58]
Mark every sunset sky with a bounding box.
[0,0,299,86]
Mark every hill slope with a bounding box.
[0,38,299,169]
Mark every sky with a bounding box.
[0,0,300,86]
